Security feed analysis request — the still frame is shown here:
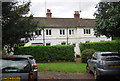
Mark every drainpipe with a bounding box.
[43,27,45,46]
[66,27,69,45]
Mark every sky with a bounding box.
[26,0,101,19]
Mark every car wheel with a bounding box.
[86,65,92,73]
[94,70,99,80]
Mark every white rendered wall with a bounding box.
[24,27,111,55]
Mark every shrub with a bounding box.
[80,40,120,53]
[81,49,95,63]
[14,45,74,62]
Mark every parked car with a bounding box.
[0,55,38,81]
[86,52,120,80]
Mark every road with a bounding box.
[38,71,95,81]
[38,71,120,81]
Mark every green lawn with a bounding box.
[37,62,87,73]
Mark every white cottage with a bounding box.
[24,9,111,56]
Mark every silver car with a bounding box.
[0,55,38,81]
[86,52,120,80]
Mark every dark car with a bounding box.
[86,52,120,80]
[0,55,38,81]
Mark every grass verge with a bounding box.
[37,62,86,73]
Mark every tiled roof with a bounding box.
[34,17,95,28]
[79,18,95,27]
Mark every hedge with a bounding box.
[81,49,95,63]
[14,45,74,62]
[80,40,120,53]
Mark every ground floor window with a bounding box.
[85,41,90,43]
[46,43,51,46]
[61,42,66,45]
[31,43,43,46]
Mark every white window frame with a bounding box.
[46,29,52,35]
[84,29,91,34]
[35,30,42,36]
[85,41,90,43]
[60,29,65,35]
[61,42,66,45]
[69,29,74,35]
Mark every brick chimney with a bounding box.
[74,11,80,19]
[46,9,52,18]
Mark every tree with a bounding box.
[2,1,38,47]
[94,2,120,39]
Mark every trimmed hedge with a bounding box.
[14,45,74,62]
[80,40,120,53]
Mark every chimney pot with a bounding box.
[74,11,80,19]
[47,9,51,13]
[46,9,52,18]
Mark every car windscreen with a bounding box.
[0,58,31,73]
[101,53,120,61]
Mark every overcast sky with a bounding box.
[28,0,101,19]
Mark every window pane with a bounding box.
[61,42,66,45]
[72,30,74,34]
[69,30,71,35]
[46,30,48,35]
[39,30,41,35]
[86,29,89,34]
[89,29,91,34]
[46,43,51,46]
[60,30,62,35]
[63,30,65,35]
[84,29,85,34]
[35,31,38,35]
[49,30,51,35]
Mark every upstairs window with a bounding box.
[60,29,65,35]
[84,29,91,34]
[35,30,41,35]
[46,29,52,35]
[69,29,74,35]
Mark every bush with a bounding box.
[81,49,96,63]
[14,45,74,62]
[80,40,120,53]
